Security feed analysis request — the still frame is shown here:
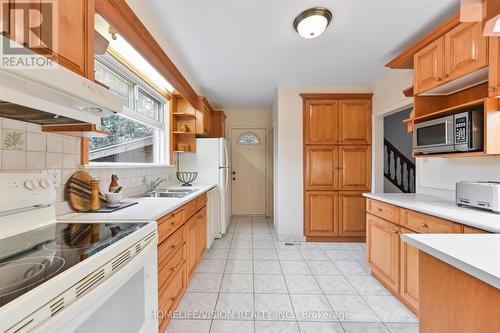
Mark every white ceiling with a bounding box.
[130,0,459,108]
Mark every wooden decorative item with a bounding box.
[177,144,190,152]
[65,171,106,212]
[90,179,101,211]
[109,174,120,192]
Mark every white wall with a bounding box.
[273,84,372,241]
[222,108,274,217]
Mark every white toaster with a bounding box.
[456,181,500,213]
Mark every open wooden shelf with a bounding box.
[413,151,499,158]
[172,113,196,118]
[409,98,485,124]
[173,131,195,135]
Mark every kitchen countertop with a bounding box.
[58,183,217,222]
[363,193,500,233]
[401,234,500,289]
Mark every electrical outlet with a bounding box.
[47,170,61,187]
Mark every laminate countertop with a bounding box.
[401,234,500,289]
[58,183,217,222]
[363,193,500,233]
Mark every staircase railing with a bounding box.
[384,139,415,193]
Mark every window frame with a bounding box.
[85,54,172,166]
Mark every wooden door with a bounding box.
[338,100,372,145]
[414,37,444,94]
[186,215,198,278]
[367,214,400,293]
[304,191,338,236]
[400,227,419,315]
[6,0,92,77]
[197,207,207,261]
[338,146,371,191]
[444,22,487,82]
[489,37,500,98]
[339,192,366,237]
[304,146,337,190]
[304,100,337,145]
[231,128,267,215]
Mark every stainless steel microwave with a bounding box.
[413,110,483,154]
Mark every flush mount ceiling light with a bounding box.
[293,7,332,39]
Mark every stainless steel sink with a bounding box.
[134,188,197,198]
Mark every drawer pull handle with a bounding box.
[171,266,177,272]
[393,230,399,234]
[170,296,176,302]
[422,223,429,228]
[377,208,383,212]
[170,244,176,249]
[171,222,175,226]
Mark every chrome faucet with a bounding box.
[148,176,168,192]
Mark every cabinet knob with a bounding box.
[443,74,449,79]
[171,266,177,272]
[489,87,496,93]
[170,296,176,302]
[171,221,175,226]
[170,244,176,249]
[422,223,429,229]
[377,208,383,212]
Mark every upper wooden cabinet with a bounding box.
[4,0,94,78]
[414,38,445,94]
[303,100,338,145]
[196,97,213,137]
[489,37,500,98]
[338,146,371,191]
[304,146,337,190]
[414,22,488,94]
[444,22,487,82]
[338,100,372,145]
[211,111,227,138]
[304,191,339,236]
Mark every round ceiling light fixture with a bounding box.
[293,7,332,39]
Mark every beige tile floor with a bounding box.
[165,216,418,333]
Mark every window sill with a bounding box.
[82,163,174,169]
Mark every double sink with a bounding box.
[135,188,198,198]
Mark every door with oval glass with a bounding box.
[231,128,267,215]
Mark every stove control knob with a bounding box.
[24,180,36,190]
[39,179,50,189]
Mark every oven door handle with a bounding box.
[445,119,455,145]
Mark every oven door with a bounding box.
[31,240,158,333]
[413,116,455,154]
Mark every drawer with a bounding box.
[158,263,186,319]
[159,244,185,289]
[158,210,185,244]
[196,194,207,210]
[463,225,489,234]
[401,210,463,233]
[158,226,185,266]
[366,199,400,224]
[183,199,198,220]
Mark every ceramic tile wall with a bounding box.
[0,117,175,203]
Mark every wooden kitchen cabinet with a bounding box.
[444,22,487,82]
[304,146,338,190]
[4,0,94,78]
[337,100,372,145]
[196,97,213,137]
[489,37,500,98]
[303,100,338,145]
[186,214,198,279]
[338,146,371,191]
[399,227,419,315]
[211,111,227,138]
[197,206,207,261]
[339,192,366,237]
[367,214,400,293]
[304,191,339,236]
[414,38,445,94]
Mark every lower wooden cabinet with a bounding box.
[158,262,187,333]
[197,207,207,261]
[186,214,198,278]
[339,192,366,237]
[399,227,419,315]
[367,213,400,293]
[305,191,339,236]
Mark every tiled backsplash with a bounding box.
[0,118,175,211]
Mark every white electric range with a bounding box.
[0,173,158,333]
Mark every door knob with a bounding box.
[232,178,236,181]
[232,171,236,175]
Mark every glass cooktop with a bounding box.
[0,222,147,307]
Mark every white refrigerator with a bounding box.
[180,138,230,239]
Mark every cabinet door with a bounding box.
[339,192,366,237]
[203,105,211,136]
[414,38,444,94]
[400,227,419,315]
[186,215,198,278]
[445,22,487,82]
[367,214,400,293]
[338,100,371,145]
[304,191,338,236]
[338,146,371,191]
[6,0,92,77]
[489,37,500,98]
[197,207,207,261]
[304,100,337,145]
[304,146,337,190]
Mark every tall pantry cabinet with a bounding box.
[302,94,372,241]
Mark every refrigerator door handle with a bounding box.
[224,167,228,192]
[223,140,229,168]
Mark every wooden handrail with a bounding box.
[384,139,415,193]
